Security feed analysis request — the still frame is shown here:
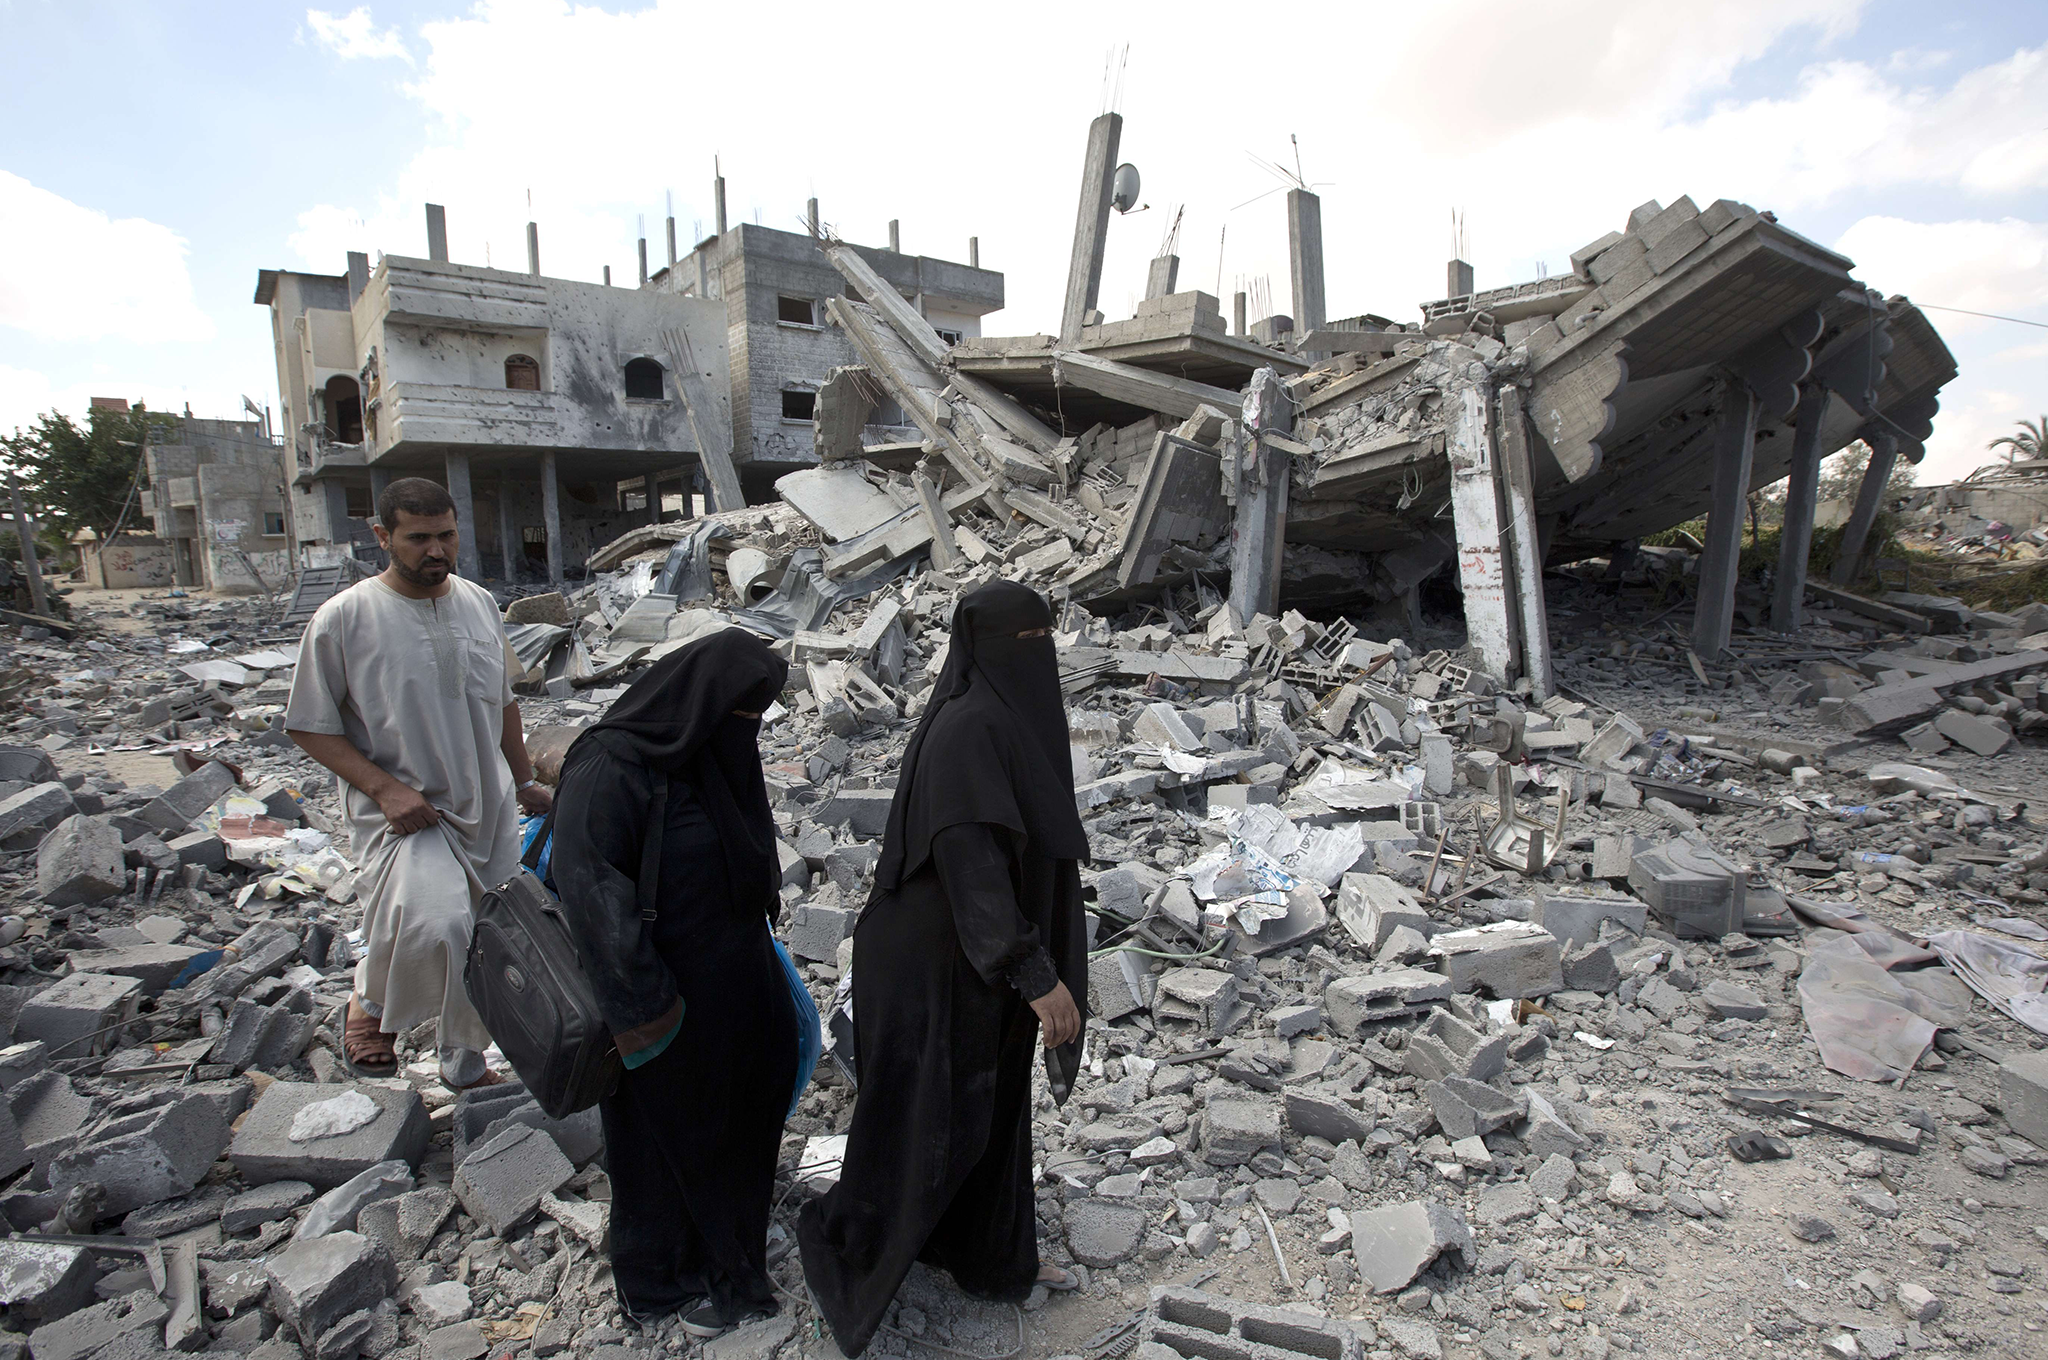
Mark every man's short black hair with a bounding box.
[377,477,457,530]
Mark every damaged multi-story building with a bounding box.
[255,176,999,577]
[129,406,295,594]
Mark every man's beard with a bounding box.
[395,557,451,587]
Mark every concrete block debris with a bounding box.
[230,1082,430,1189]
[1350,1200,1473,1293]
[451,1123,574,1236]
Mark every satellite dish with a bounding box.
[1111,164,1142,214]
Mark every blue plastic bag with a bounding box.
[774,938,822,1119]
[519,813,554,890]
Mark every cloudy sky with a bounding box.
[2,0,2043,483]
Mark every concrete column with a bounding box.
[713,164,727,236]
[346,251,370,303]
[1287,189,1326,342]
[1770,384,1828,631]
[1059,113,1122,344]
[1691,379,1761,659]
[541,452,563,585]
[1234,291,1247,337]
[1145,255,1179,300]
[498,483,519,583]
[637,238,648,286]
[1445,354,1516,682]
[444,452,484,580]
[666,216,678,266]
[321,481,351,546]
[1831,432,1899,588]
[1496,385,1553,699]
[888,219,900,253]
[642,474,660,526]
[604,266,611,287]
[969,236,979,268]
[1228,367,1292,625]
[5,475,49,618]
[369,467,391,511]
[526,222,540,277]
[425,204,448,262]
[1448,259,1474,297]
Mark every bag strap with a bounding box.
[636,778,668,923]
[521,801,557,872]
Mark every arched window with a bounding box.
[504,354,540,391]
[324,375,363,444]
[623,357,664,400]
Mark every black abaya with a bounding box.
[798,583,1088,1357]
[547,629,797,1326]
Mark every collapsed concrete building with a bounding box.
[132,411,294,594]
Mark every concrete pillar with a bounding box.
[346,251,370,303]
[526,222,540,277]
[637,237,648,286]
[1234,291,1247,337]
[666,215,678,266]
[1831,432,1899,588]
[321,481,351,547]
[713,162,727,235]
[1445,353,1516,682]
[443,453,483,580]
[498,483,519,583]
[888,219,900,253]
[1145,255,1179,300]
[695,251,709,299]
[642,474,660,526]
[1448,259,1474,297]
[1496,385,1553,699]
[806,199,819,237]
[1059,113,1123,344]
[5,475,49,618]
[603,266,611,287]
[425,204,448,262]
[1228,367,1292,625]
[541,451,563,585]
[1770,384,1828,631]
[369,467,391,514]
[969,236,979,269]
[1287,189,1326,341]
[1691,379,1761,659]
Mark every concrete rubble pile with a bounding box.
[4,485,2047,1356]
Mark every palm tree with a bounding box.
[1988,416,2047,466]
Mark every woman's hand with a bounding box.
[1029,981,1082,1048]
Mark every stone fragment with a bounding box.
[408,1281,473,1327]
[1896,1282,1940,1321]
[1425,1076,1526,1140]
[1335,873,1430,951]
[1064,1198,1147,1267]
[138,761,238,835]
[1200,1096,1280,1166]
[1324,969,1450,1035]
[704,1315,798,1360]
[1474,1182,1536,1227]
[230,1082,430,1189]
[1999,1050,2048,1148]
[786,902,856,963]
[1427,921,1563,998]
[1349,1201,1473,1294]
[60,944,204,997]
[26,1290,167,1360]
[452,1124,574,1236]
[1530,1153,1578,1200]
[1790,1214,1836,1242]
[357,1185,455,1261]
[1285,1088,1372,1144]
[35,816,125,907]
[14,973,143,1059]
[0,782,76,843]
[1701,980,1766,1020]
[0,1238,96,1323]
[222,1180,315,1233]
[1401,1010,1506,1082]
[47,1090,229,1216]
[1561,941,1619,993]
[264,1231,396,1347]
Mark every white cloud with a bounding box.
[0,172,216,345]
[305,7,411,63]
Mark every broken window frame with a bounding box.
[781,388,818,423]
[623,357,666,401]
[776,295,819,327]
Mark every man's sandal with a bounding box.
[1037,1265,1080,1292]
[342,1001,398,1077]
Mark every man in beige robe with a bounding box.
[286,477,551,1088]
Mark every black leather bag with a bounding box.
[464,781,667,1119]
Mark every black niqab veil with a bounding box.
[561,627,787,916]
[873,581,1087,895]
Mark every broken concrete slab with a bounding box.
[1427,921,1563,999]
[1349,1200,1473,1293]
[451,1124,574,1237]
[262,1231,397,1347]
[14,972,143,1059]
[229,1082,430,1189]
[35,815,125,907]
[47,1090,229,1216]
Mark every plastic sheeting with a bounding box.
[729,545,910,640]
[1924,929,2048,1035]
[1797,929,1973,1082]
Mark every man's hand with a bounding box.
[516,782,553,816]
[1029,981,1082,1048]
[375,783,440,835]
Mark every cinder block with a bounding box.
[786,902,857,964]
[1401,1009,1506,1083]
[0,781,76,842]
[1561,941,1620,993]
[452,1124,574,1237]
[816,788,892,838]
[15,973,143,1059]
[34,816,125,908]
[1199,1096,1281,1167]
[1424,1076,1526,1140]
[1427,921,1564,998]
[2000,1050,2048,1149]
[1143,1286,1365,1360]
[138,761,238,835]
[61,944,203,997]
[1284,1088,1372,1144]
[1088,949,1152,1022]
[230,1082,430,1189]
[1323,969,1450,1035]
[1335,873,1430,952]
[1933,708,2011,756]
[1531,893,1645,950]
[47,1091,229,1216]
[262,1232,396,1347]
[168,830,227,868]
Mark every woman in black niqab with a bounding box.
[798,582,1090,1357]
[549,628,797,1339]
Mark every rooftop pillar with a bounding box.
[806,199,819,236]
[888,219,900,253]
[1445,354,1516,682]
[1287,188,1326,350]
[1059,113,1122,344]
[666,215,677,267]
[1228,366,1292,625]
[1770,384,1828,630]
[1691,378,1760,659]
[969,236,979,269]
[1830,431,1900,588]
[425,204,448,263]
[346,251,370,303]
[1448,258,1474,297]
[713,162,727,236]
[637,237,648,286]
[1145,254,1179,300]
[443,452,483,581]
[541,452,563,585]
[1234,291,1247,337]
[526,222,540,278]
